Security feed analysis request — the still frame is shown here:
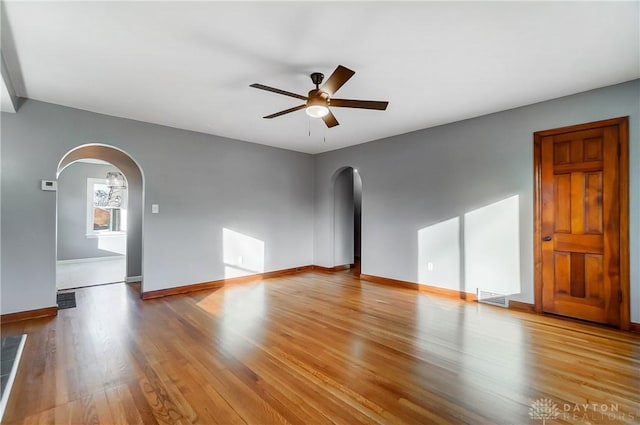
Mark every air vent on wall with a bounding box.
[477,290,507,307]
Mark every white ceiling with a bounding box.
[2,1,638,154]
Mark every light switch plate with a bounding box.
[151,204,159,214]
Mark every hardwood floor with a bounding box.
[1,271,639,424]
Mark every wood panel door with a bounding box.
[534,117,629,328]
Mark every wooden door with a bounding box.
[534,117,629,328]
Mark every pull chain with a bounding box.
[307,119,327,144]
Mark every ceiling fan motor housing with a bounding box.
[310,72,324,87]
[307,89,329,107]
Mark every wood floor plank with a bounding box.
[2,271,639,424]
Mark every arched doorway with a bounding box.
[333,166,362,273]
[56,144,144,293]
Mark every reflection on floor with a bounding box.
[2,272,639,424]
[56,255,126,290]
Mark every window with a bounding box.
[86,178,127,236]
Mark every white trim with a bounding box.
[126,275,142,283]
[0,334,27,422]
[86,178,128,236]
[57,255,125,265]
[85,231,126,239]
[87,177,104,235]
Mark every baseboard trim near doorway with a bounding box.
[313,264,351,273]
[57,255,124,265]
[508,300,536,313]
[0,306,58,324]
[141,265,314,300]
[630,323,640,333]
[359,274,478,301]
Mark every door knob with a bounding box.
[543,236,552,241]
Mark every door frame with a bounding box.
[57,143,146,295]
[533,116,630,330]
[331,166,362,269]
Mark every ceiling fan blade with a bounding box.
[320,65,355,96]
[322,110,339,128]
[263,104,307,119]
[330,99,389,110]
[250,83,308,101]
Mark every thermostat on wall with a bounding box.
[41,180,57,191]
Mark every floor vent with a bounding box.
[57,292,77,309]
[477,290,507,307]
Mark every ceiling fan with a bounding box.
[250,65,389,128]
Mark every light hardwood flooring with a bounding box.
[1,271,639,424]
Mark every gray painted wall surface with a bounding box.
[57,162,125,261]
[313,80,640,322]
[1,100,314,314]
[1,81,638,323]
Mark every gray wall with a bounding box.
[2,81,638,323]
[57,162,125,261]
[313,80,640,322]
[1,99,314,314]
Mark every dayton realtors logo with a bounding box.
[529,398,636,423]
[529,398,560,424]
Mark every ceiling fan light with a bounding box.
[305,105,329,118]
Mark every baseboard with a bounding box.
[359,274,418,290]
[57,255,124,265]
[630,322,640,333]
[141,265,314,300]
[359,274,477,301]
[313,264,351,273]
[0,306,58,323]
[126,275,142,283]
[508,300,536,313]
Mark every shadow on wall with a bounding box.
[223,228,265,279]
[418,195,521,296]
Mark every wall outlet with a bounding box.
[427,262,434,271]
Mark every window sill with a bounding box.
[86,231,127,239]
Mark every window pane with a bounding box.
[93,184,110,208]
[107,187,124,208]
[93,208,111,231]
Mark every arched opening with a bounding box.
[332,167,362,273]
[56,144,144,294]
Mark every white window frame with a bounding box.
[86,178,127,237]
